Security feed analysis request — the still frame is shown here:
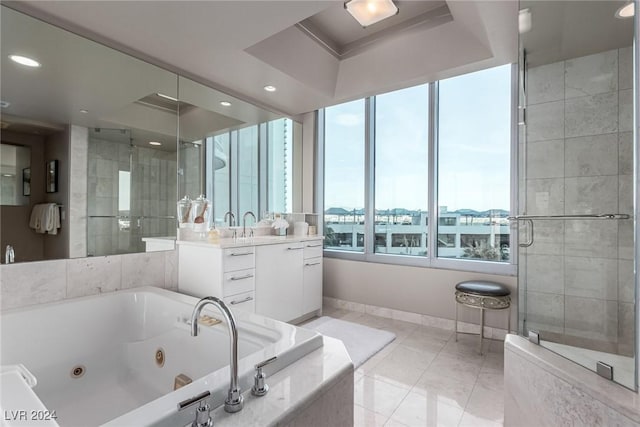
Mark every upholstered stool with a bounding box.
[454,280,511,355]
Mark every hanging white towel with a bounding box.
[29,203,60,234]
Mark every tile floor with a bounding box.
[320,306,505,427]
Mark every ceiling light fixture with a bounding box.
[615,2,634,18]
[220,101,232,106]
[149,141,162,146]
[79,109,89,114]
[9,54,41,68]
[264,85,277,92]
[345,0,398,28]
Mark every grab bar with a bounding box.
[508,214,630,221]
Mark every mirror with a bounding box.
[0,5,179,261]
[0,6,297,263]
[0,144,31,205]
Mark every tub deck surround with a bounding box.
[0,287,350,427]
[504,335,640,426]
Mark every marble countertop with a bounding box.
[176,235,324,249]
[154,336,353,427]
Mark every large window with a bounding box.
[438,65,511,262]
[324,99,365,252]
[320,64,514,273]
[374,84,429,256]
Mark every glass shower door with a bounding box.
[518,0,635,389]
[88,128,177,256]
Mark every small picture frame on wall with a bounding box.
[45,160,58,193]
[22,167,31,196]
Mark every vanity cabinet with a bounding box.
[255,242,304,322]
[178,237,323,321]
[178,245,256,312]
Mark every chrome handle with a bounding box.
[519,219,534,248]
[230,274,253,281]
[178,391,211,411]
[230,296,253,305]
[305,244,322,248]
[229,252,252,256]
[305,262,321,266]
[252,356,277,397]
[287,247,304,251]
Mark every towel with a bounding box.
[29,203,60,235]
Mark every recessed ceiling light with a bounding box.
[156,93,178,102]
[615,2,634,18]
[3,174,13,177]
[264,85,277,92]
[79,109,89,114]
[9,55,41,68]
[220,101,232,107]
[149,141,162,146]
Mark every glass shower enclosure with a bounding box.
[87,128,177,256]
[517,0,635,389]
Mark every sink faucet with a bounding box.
[190,296,244,413]
[224,211,236,227]
[5,245,14,264]
[242,211,256,238]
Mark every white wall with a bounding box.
[324,258,517,330]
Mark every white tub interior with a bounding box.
[0,288,322,426]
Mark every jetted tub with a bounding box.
[0,287,323,426]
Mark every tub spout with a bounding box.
[190,296,243,413]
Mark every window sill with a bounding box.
[323,249,516,276]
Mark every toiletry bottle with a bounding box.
[207,226,220,244]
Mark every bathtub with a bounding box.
[0,287,323,426]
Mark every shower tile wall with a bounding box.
[88,140,177,256]
[525,47,634,355]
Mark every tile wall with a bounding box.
[0,250,177,311]
[523,47,634,355]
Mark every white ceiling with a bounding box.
[6,1,518,117]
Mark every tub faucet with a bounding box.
[5,245,14,264]
[223,211,235,227]
[242,211,256,238]
[190,296,243,413]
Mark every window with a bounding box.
[323,99,365,252]
[319,64,514,274]
[205,117,294,225]
[437,65,512,262]
[374,84,429,256]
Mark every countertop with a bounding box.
[176,235,324,249]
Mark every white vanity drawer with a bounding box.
[224,291,255,313]
[223,247,255,272]
[223,268,255,297]
[304,240,323,259]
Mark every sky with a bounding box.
[324,64,511,212]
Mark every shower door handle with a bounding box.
[519,218,534,247]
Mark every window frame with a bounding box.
[318,63,518,276]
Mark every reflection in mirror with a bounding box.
[518,0,635,389]
[1,144,31,206]
[1,5,178,261]
[177,77,297,229]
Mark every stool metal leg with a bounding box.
[455,301,458,342]
[479,306,485,355]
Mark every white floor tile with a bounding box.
[389,391,465,427]
[354,376,411,418]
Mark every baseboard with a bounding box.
[323,296,509,341]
